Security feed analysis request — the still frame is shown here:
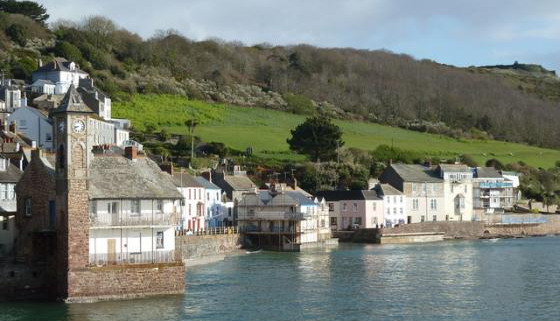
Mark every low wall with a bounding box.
[176,234,242,264]
[380,232,445,244]
[66,263,185,303]
[383,222,486,240]
[484,215,560,236]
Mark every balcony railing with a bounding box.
[239,210,305,221]
[89,212,178,227]
[479,182,513,189]
[89,250,177,266]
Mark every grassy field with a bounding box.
[113,94,560,168]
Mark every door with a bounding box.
[110,202,119,225]
[107,239,116,265]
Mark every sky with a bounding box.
[37,0,560,71]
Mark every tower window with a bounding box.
[57,144,65,169]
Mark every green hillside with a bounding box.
[113,94,560,168]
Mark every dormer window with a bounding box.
[0,158,6,171]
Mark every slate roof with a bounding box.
[475,167,503,178]
[249,190,312,207]
[376,184,403,196]
[172,172,203,188]
[224,175,256,190]
[438,164,471,173]
[0,161,22,183]
[390,164,442,183]
[195,176,221,190]
[34,57,88,74]
[89,155,182,200]
[52,85,94,115]
[31,79,54,86]
[315,190,381,201]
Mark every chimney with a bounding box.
[20,92,27,107]
[31,148,43,161]
[38,58,43,68]
[9,120,16,134]
[201,171,212,182]
[160,163,174,175]
[124,146,138,160]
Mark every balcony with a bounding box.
[479,182,513,189]
[239,210,305,221]
[89,250,177,266]
[89,211,178,228]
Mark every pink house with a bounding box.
[315,190,384,230]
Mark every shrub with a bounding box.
[6,23,27,46]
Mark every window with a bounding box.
[373,202,376,211]
[0,160,5,171]
[412,183,417,192]
[430,199,437,210]
[393,208,396,214]
[188,204,192,216]
[2,218,8,231]
[422,183,426,193]
[328,203,335,211]
[420,215,425,222]
[387,197,390,204]
[157,200,163,212]
[387,208,390,215]
[25,198,32,216]
[8,184,14,200]
[400,196,403,203]
[320,219,325,228]
[353,217,362,225]
[445,215,449,221]
[188,189,191,199]
[330,217,337,225]
[0,184,6,200]
[228,208,232,217]
[464,185,467,193]
[353,203,358,212]
[342,203,347,211]
[413,199,419,210]
[156,231,164,249]
[432,184,436,193]
[207,192,210,201]
[108,202,118,214]
[45,133,52,142]
[432,215,437,222]
[131,200,140,215]
[400,208,403,214]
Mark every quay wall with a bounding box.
[176,233,242,265]
[65,263,185,303]
[0,262,53,301]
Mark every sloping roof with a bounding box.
[0,161,22,183]
[224,175,256,190]
[172,172,203,188]
[438,164,471,173]
[31,79,54,86]
[89,155,183,199]
[315,190,381,201]
[475,167,502,178]
[376,184,403,196]
[52,85,94,114]
[195,176,221,190]
[286,191,316,206]
[390,164,442,183]
[34,57,88,74]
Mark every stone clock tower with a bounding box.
[52,85,94,300]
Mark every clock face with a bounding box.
[58,121,65,133]
[73,120,85,133]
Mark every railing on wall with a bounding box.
[89,250,177,266]
[89,212,177,227]
[175,226,239,236]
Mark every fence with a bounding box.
[89,212,178,227]
[175,226,239,236]
[89,250,177,266]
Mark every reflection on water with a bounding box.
[3,238,560,321]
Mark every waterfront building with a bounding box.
[472,167,516,218]
[173,171,205,232]
[14,86,184,302]
[436,164,474,221]
[0,79,22,119]
[238,183,331,251]
[195,176,225,229]
[211,166,257,225]
[315,190,384,230]
[379,164,445,223]
[373,183,407,227]
[0,155,22,257]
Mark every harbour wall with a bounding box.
[175,233,243,266]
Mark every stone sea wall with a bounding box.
[176,234,243,265]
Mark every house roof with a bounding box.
[34,57,88,74]
[376,184,403,196]
[437,164,471,173]
[195,176,221,190]
[172,172,203,188]
[0,160,22,183]
[224,175,256,190]
[51,85,94,115]
[247,190,314,207]
[89,155,183,200]
[315,190,381,201]
[390,164,442,183]
[475,167,502,178]
[31,79,54,87]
